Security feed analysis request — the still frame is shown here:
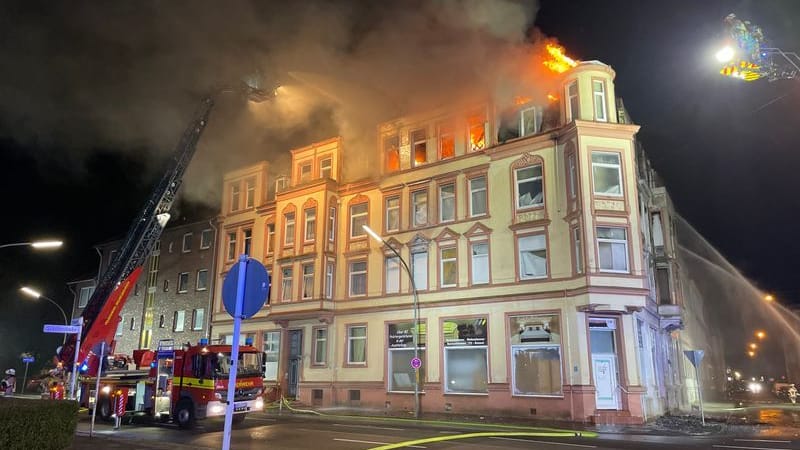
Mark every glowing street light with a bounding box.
[749,343,757,350]
[20,286,69,344]
[763,294,775,302]
[747,351,756,358]
[715,45,735,63]
[0,240,63,250]
[755,331,766,340]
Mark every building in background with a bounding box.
[69,219,216,356]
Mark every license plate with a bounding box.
[234,403,248,412]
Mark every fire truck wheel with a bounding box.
[175,399,195,429]
[232,413,246,425]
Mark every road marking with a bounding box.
[734,440,792,444]
[245,417,276,422]
[714,445,792,450]
[333,423,405,431]
[492,437,596,448]
[333,438,426,448]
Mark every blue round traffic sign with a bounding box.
[410,357,422,369]
[222,257,270,319]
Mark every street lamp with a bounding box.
[755,331,766,340]
[20,286,69,344]
[0,240,63,250]
[362,225,420,419]
[763,294,775,302]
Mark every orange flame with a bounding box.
[514,95,532,105]
[543,42,578,73]
[547,93,559,102]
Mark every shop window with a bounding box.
[443,317,488,393]
[509,314,562,396]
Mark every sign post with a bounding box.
[21,354,34,395]
[684,350,705,426]
[70,319,83,400]
[90,341,105,437]
[221,255,270,450]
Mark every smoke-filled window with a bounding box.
[411,129,427,167]
[299,162,312,183]
[438,122,455,159]
[230,183,241,212]
[385,196,400,232]
[245,177,256,208]
[468,111,486,151]
[384,134,399,172]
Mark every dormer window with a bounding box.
[320,158,332,179]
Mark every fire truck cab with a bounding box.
[84,339,265,428]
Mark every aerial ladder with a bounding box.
[60,81,271,375]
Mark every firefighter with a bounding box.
[2,369,16,396]
[789,384,797,404]
[49,380,65,400]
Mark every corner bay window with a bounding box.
[592,152,622,196]
[510,314,562,396]
[597,227,629,272]
[443,317,488,394]
[347,325,367,364]
[388,322,426,392]
[518,234,547,279]
[515,165,543,209]
[567,81,579,121]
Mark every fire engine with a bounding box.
[57,79,272,427]
[82,339,264,427]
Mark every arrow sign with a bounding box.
[43,324,82,334]
[684,350,705,368]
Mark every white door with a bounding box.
[592,354,619,409]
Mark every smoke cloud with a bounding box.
[0,0,549,204]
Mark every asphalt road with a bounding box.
[74,412,800,450]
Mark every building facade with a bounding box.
[69,220,217,356]
[209,60,695,423]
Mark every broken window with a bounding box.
[384,134,400,172]
[438,122,455,159]
[411,129,427,166]
[467,111,486,151]
[515,165,544,209]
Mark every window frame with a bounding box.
[468,175,487,217]
[191,308,205,331]
[439,246,458,288]
[566,80,579,122]
[438,182,456,223]
[410,128,427,167]
[78,286,94,308]
[596,226,630,273]
[519,106,542,137]
[243,228,252,255]
[572,227,584,274]
[173,310,186,332]
[182,233,192,253]
[304,207,317,242]
[178,272,190,293]
[591,151,624,198]
[324,260,335,299]
[266,223,275,255]
[328,206,337,243]
[284,211,296,246]
[349,201,369,239]
[514,164,544,211]
[302,263,314,299]
[467,109,487,152]
[469,240,490,285]
[592,78,608,122]
[384,134,400,173]
[509,313,563,397]
[196,269,208,291]
[312,326,328,366]
[411,189,428,228]
[226,232,237,261]
[384,255,401,294]
[230,182,241,212]
[517,233,548,280]
[346,324,368,366]
[437,121,455,160]
[281,265,294,301]
[299,161,312,183]
[200,229,212,249]
[320,157,332,179]
[385,195,400,233]
[411,250,428,291]
[348,259,368,298]
[245,177,256,208]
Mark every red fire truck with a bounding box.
[82,339,264,427]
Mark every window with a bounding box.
[302,264,314,299]
[275,176,288,193]
[592,79,607,122]
[328,207,336,242]
[192,308,205,331]
[243,228,252,255]
[182,233,192,252]
[439,183,455,222]
[567,81,579,121]
[158,314,165,328]
[163,279,169,292]
[443,317,488,393]
[325,262,335,299]
[438,122,455,159]
[230,183,240,212]
[471,242,489,284]
[178,272,189,293]
[313,328,328,365]
[385,256,400,294]
[468,111,486,151]
[440,247,457,288]
[411,251,428,290]
[567,153,577,199]
[226,232,236,260]
[518,234,547,279]
[130,316,136,330]
[520,106,542,136]
[387,322,426,392]
[78,286,94,308]
[263,331,281,380]
[349,261,367,297]
[245,177,256,208]
[173,310,185,332]
[320,158,332,179]
[200,229,212,249]
[384,134,399,172]
[515,165,544,209]
[385,196,400,232]
[266,223,275,254]
[304,208,316,241]
[510,314,562,396]
[284,212,296,245]
[468,176,487,217]
[300,162,312,182]
[411,129,427,166]
[573,228,584,274]
[196,269,208,291]
[411,190,428,227]
[347,325,367,364]
[350,203,368,238]
[281,266,293,301]
[592,152,622,196]
[597,227,629,272]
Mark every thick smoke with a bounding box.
[0,0,547,204]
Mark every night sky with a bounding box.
[1,0,798,378]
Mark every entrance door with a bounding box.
[590,320,620,410]
[286,329,303,398]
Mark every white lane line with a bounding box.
[333,438,426,448]
[333,423,405,431]
[734,439,792,443]
[491,437,596,448]
[714,445,791,450]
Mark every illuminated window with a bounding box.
[385,196,400,232]
[438,122,455,159]
[443,317,488,393]
[467,111,486,151]
[384,134,399,172]
[411,129,427,166]
[592,80,607,122]
[263,331,280,380]
[440,247,457,288]
[515,165,544,209]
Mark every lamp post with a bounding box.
[0,240,63,250]
[20,286,69,344]
[362,225,420,419]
